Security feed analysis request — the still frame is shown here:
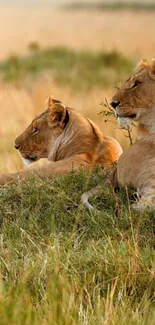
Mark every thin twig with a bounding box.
[100,97,134,146]
[127,127,133,145]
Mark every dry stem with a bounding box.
[100,97,134,146]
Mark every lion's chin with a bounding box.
[117,117,132,129]
[22,157,34,166]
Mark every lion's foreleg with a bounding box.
[39,154,91,177]
[0,154,92,185]
[0,170,34,186]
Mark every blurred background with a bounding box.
[0,0,155,172]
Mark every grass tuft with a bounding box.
[0,47,134,89]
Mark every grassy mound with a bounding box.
[0,169,154,324]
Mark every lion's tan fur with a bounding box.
[0,97,122,185]
[111,59,155,210]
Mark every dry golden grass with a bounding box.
[0,8,155,59]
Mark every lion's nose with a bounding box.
[110,100,120,109]
[14,144,20,150]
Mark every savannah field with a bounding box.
[1,6,155,172]
[0,3,155,325]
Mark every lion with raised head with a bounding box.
[111,59,155,140]
[110,59,155,210]
[0,97,122,186]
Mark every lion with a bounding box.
[0,96,122,186]
[110,59,155,210]
[110,58,155,140]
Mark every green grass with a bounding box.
[65,1,155,11]
[0,168,154,324]
[0,47,134,89]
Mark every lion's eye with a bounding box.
[130,80,141,90]
[32,127,39,135]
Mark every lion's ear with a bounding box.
[135,59,148,70]
[49,103,67,127]
[48,96,62,107]
[148,58,155,80]
[150,58,155,74]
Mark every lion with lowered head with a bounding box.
[110,59,155,210]
[0,96,122,186]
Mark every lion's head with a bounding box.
[14,97,69,165]
[110,59,155,134]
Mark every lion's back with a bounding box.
[117,134,155,188]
